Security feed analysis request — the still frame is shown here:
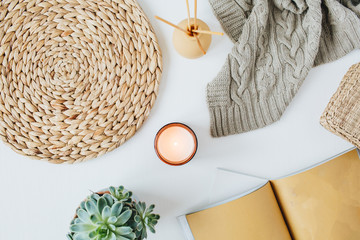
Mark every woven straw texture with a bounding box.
[320,63,360,148]
[0,0,162,163]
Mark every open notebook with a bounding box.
[178,148,360,240]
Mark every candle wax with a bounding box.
[157,126,195,163]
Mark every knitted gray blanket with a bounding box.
[207,0,360,137]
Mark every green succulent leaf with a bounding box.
[97,197,107,215]
[116,236,132,240]
[115,209,132,226]
[116,232,136,240]
[108,224,116,231]
[73,233,89,240]
[103,194,114,206]
[134,215,141,222]
[74,218,82,224]
[148,225,155,233]
[77,209,91,223]
[90,193,100,201]
[90,214,99,224]
[125,232,137,239]
[80,201,86,210]
[108,216,117,224]
[115,226,133,235]
[85,200,98,215]
[70,223,97,232]
[109,186,116,196]
[102,206,111,220]
[137,223,143,231]
[107,232,116,240]
[146,204,155,214]
[89,231,97,239]
[88,196,98,206]
[111,202,123,216]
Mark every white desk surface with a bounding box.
[1,1,359,239]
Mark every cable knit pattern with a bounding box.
[208,0,360,137]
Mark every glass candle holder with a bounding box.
[154,123,198,166]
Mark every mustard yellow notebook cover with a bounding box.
[272,148,360,239]
[184,182,291,240]
[178,148,360,240]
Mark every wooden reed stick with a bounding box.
[194,0,197,28]
[195,35,206,55]
[155,16,189,35]
[192,29,224,36]
[186,0,191,31]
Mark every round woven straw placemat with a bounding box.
[0,0,162,163]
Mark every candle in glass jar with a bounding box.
[154,123,197,166]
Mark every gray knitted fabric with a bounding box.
[207,0,360,137]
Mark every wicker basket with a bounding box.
[320,63,360,148]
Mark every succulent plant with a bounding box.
[67,186,160,240]
[131,202,160,239]
[109,186,132,203]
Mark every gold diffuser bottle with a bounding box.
[155,0,223,59]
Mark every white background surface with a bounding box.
[0,0,359,239]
